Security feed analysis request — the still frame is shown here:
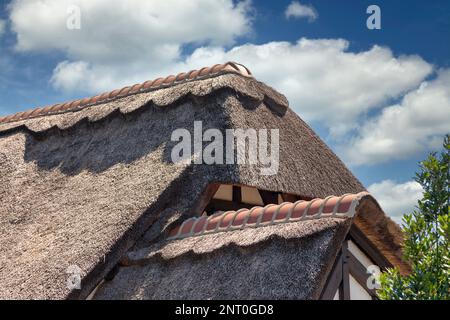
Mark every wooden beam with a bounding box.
[187,183,220,216]
[349,225,392,270]
[320,254,343,300]
[347,251,378,299]
[281,193,314,202]
[341,242,351,300]
[205,199,253,214]
[258,189,279,205]
[280,193,298,203]
[232,185,242,203]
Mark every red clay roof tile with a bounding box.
[188,70,199,80]
[108,89,121,99]
[192,216,208,234]
[21,109,35,119]
[11,112,25,121]
[3,115,14,122]
[129,84,142,94]
[168,192,369,240]
[210,63,223,74]
[198,67,210,77]
[175,72,186,82]
[163,75,176,85]
[47,104,62,113]
[231,209,249,226]
[0,62,252,125]
[29,108,43,117]
[152,77,165,87]
[142,80,154,90]
[72,99,83,109]
[98,92,110,101]
[39,105,54,114]
[80,97,92,105]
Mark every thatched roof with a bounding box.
[93,193,404,300]
[95,218,351,300]
[0,62,401,299]
[0,63,363,200]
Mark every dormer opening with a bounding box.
[201,183,312,217]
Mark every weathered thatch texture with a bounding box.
[353,197,408,274]
[0,73,364,299]
[0,105,211,299]
[226,100,364,198]
[94,218,351,300]
[0,74,363,199]
[94,194,406,300]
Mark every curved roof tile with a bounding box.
[0,61,252,125]
[168,192,370,240]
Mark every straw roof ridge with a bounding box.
[0,62,255,125]
[353,195,408,274]
[0,67,288,137]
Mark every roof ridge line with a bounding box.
[0,62,252,125]
[168,192,370,241]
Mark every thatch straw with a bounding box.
[0,73,367,299]
[94,218,351,300]
[93,195,406,299]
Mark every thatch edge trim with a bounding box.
[0,62,253,124]
[0,75,288,137]
[353,194,409,274]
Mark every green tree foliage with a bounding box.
[378,135,450,300]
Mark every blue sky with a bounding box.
[0,0,449,222]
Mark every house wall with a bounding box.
[347,239,374,269]
[347,240,377,300]
[349,275,372,300]
[333,289,340,300]
[321,237,379,300]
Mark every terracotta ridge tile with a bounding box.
[1,61,252,125]
[168,192,370,240]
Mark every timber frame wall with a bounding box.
[320,225,393,300]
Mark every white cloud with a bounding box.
[10,0,252,53]
[51,60,90,92]
[345,69,450,165]
[9,0,253,91]
[0,19,6,37]
[46,38,434,137]
[368,180,423,223]
[285,1,318,22]
[171,40,432,136]
[7,0,436,143]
